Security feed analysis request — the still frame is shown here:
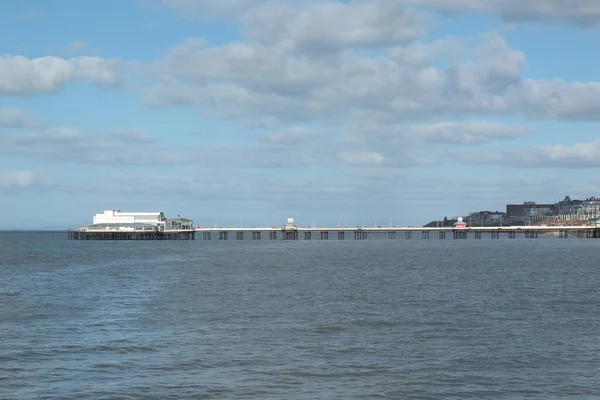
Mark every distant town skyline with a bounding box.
[1,1,600,229]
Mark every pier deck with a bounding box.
[195,225,600,240]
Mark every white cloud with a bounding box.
[339,120,532,149]
[0,170,39,190]
[154,0,600,25]
[0,55,121,95]
[241,1,429,50]
[403,121,532,145]
[146,13,600,128]
[255,127,331,144]
[513,79,600,120]
[463,139,600,168]
[339,151,385,166]
[0,118,527,170]
[401,0,600,25]
[150,0,259,16]
[145,0,600,136]
[0,127,163,165]
[68,41,91,54]
[0,108,38,128]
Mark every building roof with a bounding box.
[83,223,157,228]
[116,212,163,216]
[169,217,193,222]
[97,210,164,217]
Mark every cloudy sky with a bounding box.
[2,0,600,229]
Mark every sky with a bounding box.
[1,0,600,229]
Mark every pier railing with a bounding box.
[195,225,593,232]
[194,225,600,240]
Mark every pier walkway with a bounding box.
[195,224,600,240]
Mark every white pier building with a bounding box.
[92,210,167,225]
[86,210,193,232]
[68,210,195,240]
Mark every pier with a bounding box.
[68,213,600,242]
[195,218,600,241]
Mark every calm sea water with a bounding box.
[1,232,600,399]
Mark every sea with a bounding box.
[1,231,599,399]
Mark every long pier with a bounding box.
[195,225,600,240]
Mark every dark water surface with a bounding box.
[1,232,600,399]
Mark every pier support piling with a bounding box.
[191,225,600,244]
[354,231,367,240]
[453,230,467,239]
[284,231,298,240]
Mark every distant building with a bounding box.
[589,217,600,227]
[523,205,554,219]
[503,195,600,223]
[556,197,600,221]
[467,211,505,224]
[506,202,557,218]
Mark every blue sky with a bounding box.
[1,0,600,229]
